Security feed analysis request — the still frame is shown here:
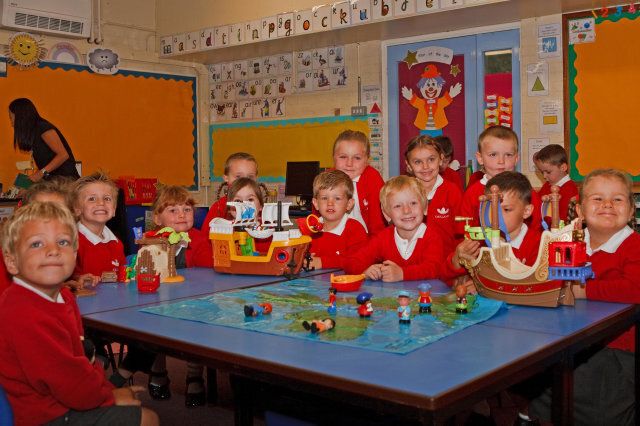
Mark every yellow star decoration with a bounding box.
[403,50,418,68]
[450,64,461,77]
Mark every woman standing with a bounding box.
[9,98,80,181]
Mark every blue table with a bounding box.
[81,275,640,425]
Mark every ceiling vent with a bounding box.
[1,0,91,38]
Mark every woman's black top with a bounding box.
[32,119,80,179]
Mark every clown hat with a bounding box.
[421,64,441,78]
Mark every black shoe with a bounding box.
[185,376,206,407]
[513,414,540,426]
[148,370,171,400]
[302,321,311,330]
[244,305,254,317]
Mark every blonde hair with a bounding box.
[23,176,73,207]
[379,175,427,214]
[580,168,635,210]
[152,185,195,215]
[71,172,119,210]
[332,130,370,157]
[224,152,258,176]
[2,202,78,256]
[478,125,519,153]
[312,170,354,199]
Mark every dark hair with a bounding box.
[533,144,568,166]
[485,171,532,204]
[404,135,443,162]
[433,136,454,159]
[9,98,42,152]
[227,177,264,207]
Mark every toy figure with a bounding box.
[327,287,337,315]
[417,283,432,313]
[244,302,273,317]
[302,318,335,333]
[397,290,411,324]
[455,285,468,314]
[356,292,373,318]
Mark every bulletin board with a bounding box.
[564,9,640,182]
[210,115,370,181]
[0,61,198,189]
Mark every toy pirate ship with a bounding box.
[458,186,594,307]
[135,227,189,283]
[209,201,312,276]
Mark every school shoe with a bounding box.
[513,413,540,426]
[148,370,171,400]
[185,376,206,407]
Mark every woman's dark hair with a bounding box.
[9,98,42,152]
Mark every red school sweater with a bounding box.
[584,230,640,353]
[199,195,228,234]
[0,251,11,295]
[309,216,368,269]
[344,225,444,280]
[354,166,386,235]
[185,228,214,267]
[538,179,579,223]
[426,178,463,252]
[0,285,115,426]
[510,224,542,267]
[74,227,126,277]
[440,166,464,192]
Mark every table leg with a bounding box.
[207,367,218,404]
[231,375,253,426]
[551,354,573,426]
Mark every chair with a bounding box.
[0,384,14,426]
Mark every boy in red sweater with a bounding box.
[524,169,639,425]
[71,172,126,283]
[308,170,368,269]
[0,202,157,426]
[333,130,386,235]
[534,144,579,223]
[434,135,464,191]
[200,152,258,234]
[344,175,444,282]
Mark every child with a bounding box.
[344,176,444,282]
[332,130,386,235]
[308,170,368,269]
[200,152,258,233]
[226,177,272,253]
[457,126,542,234]
[405,135,462,249]
[534,144,579,223]
[0,202,158,426]
[71,172,126,283]
[525,169,639,425]
[433,135,464,191]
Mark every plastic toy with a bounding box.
[135,227,189,283]
[302,318,335,333]
[137,273,160,293]
[417,283,432,313]
[209,201,312,277]
[457,185,595,308]
[356,292,373,318]
[455,286,468,314]
[296,214,323,236]
[327,287,337,315]
[330,273,365,292]
[397,291,411,324]
[243,302,273,317]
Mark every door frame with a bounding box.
[381,22,520,179]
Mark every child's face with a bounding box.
[32,192,66,205]
[154,203,194,233]
[333,139,368,180]
[224,159,258,184]
[312,185,354,224]
[577,176,634,236]
[383,189,426,236]
[230,186,261,218]
[498,190,533,239]
[405,146,442,185]
[75,183,116,227]
[475,136,518,178]
[4,219,76,296]
[536,160,567,185]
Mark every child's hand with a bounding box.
[380,260,403,282]
[452,240,481,267]
[309,255,322,270]
[572,284,587,299]
[456,276,477,295]
[112,386,144,406]
[364,264,383,280]
[65,274,99,290]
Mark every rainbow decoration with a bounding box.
[47,42,83,65]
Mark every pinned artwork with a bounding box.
[229,24,245,46]
[351,0,372,24]
[313,5,332,32]
[313,47,329,69]
[296,50,313,72]
[295,9,314,34]
[393,0,416,17]
[185,32,199,51]
[160,36,173,55]
[332,2,352,28]
[416,0,440,13]
[245,20,262,43]
[328,46,345,67]
[277,13,295,37]
[200,28,214,50]
[87,47,120,75]
[262,15,278,40]
[5,32,47,69]
[173,34,186,53]
[47,42,83,64]
[372,0,393,20]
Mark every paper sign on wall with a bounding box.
[540,100,563,134]
[527,62,549,97]
[527,137,550,172]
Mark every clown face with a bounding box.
[419,78,443,99]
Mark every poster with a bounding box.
[539,100,563,134]
[538,23,561,58]
[527,62,549,97]
[527,137,550,172]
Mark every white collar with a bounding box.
[480,174,489,185]
[555,175,571,187]
[394,223,427,260]
[78,222,118,244]
[584,226,634,255]
[321,213,349,236]
[509,223,528,249]
[13,277,64,303]
[352,174,361,183]
[426,174,444,201]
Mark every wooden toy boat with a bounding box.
[330,273,366,292]
[209,201,311,276]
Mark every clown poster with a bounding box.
[398,47,465,174]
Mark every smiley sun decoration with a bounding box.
[5,32,47,69]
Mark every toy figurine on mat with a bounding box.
[327,287,337,315]
[243,302,273,317]
[455,286,468,314]
[356,292,373,318]
[418,283,432,313]
[302,318,336,333]
[397,291,411,324]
